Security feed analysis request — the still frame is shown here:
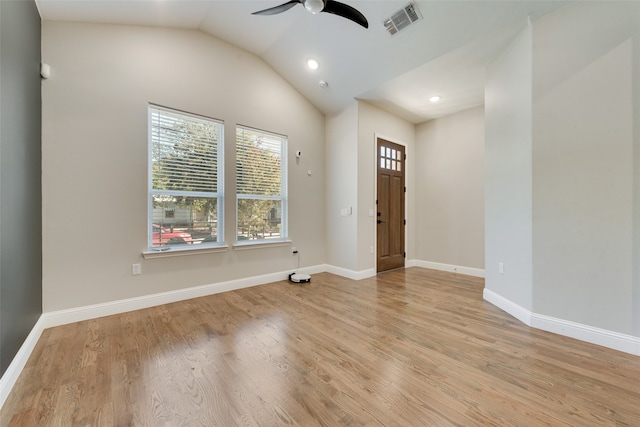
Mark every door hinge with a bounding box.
[403,252,406,258]
[404,219,406,225]
[404,186,407,192]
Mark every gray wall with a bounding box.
[0,0,43,375]
[532,2,636,334]
[485,2,640,337]
[484,21,533,311]
[635,7,640,338]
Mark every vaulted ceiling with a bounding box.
[36,0,571,123]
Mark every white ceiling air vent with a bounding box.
[384,2,422,36]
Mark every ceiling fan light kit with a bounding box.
[253,0,369,28]
[304,0,324,14]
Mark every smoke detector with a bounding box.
[384,2,422,36]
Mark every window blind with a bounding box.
[235,125,287,242]
[148,105,223,249]
[236,127,283,197]
[151,107,221,193]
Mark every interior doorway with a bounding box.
[376,138,405,272]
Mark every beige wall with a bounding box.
[325,101,416,277]
[41,22,325,311]
[357,101,416,273]
[26,0,640,361]
[415,106,484,269]
[325,103,358,271]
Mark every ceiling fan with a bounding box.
[252,0,369,29]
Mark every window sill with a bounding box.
[143,244,229,259]
[232,240,292,251]
[142,240,291,258]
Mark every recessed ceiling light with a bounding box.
[319,80,329,88]
[429,95,441,103]
[307,59,319,70]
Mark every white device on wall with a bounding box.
[41,63,51,79]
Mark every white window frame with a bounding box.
[235,125,288,244]
[147,104,224,252]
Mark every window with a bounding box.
[149,105,223,250]
[380,145,402,172]
[236,126,287,242]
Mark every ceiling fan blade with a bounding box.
[322,0,368,28]
[252,0,301,16]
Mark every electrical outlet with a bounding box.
[498,262,504,275]
[132,263,141,275]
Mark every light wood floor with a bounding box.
[2,268,639,426]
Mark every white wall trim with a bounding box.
[531,313,640,356]
[405,259,418,268]
[413,260,485,278]
[0,264,329,409]
[6,265,637,411]
[325,264,376,280]
[0,263,365,410]
[484,288,640,356]
[483,288,532,325]
[0,316,46,411]
[40,264,326,329]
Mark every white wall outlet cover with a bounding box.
[132,263,141,275]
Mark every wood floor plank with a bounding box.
[2,268,639,426]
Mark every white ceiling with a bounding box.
[35,0,571,124]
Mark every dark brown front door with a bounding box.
[376,138,405,272]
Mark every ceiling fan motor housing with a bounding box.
[252,0,368,29]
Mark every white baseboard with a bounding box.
[7,265,636,411]
[40,264,327,329]
[483,288,640,356]
[0,316,46,410]
[412,260,485,278]
[325,265,376,280]
[0,264,325,411]
[483,288,532,325]
[531,313,640,356]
